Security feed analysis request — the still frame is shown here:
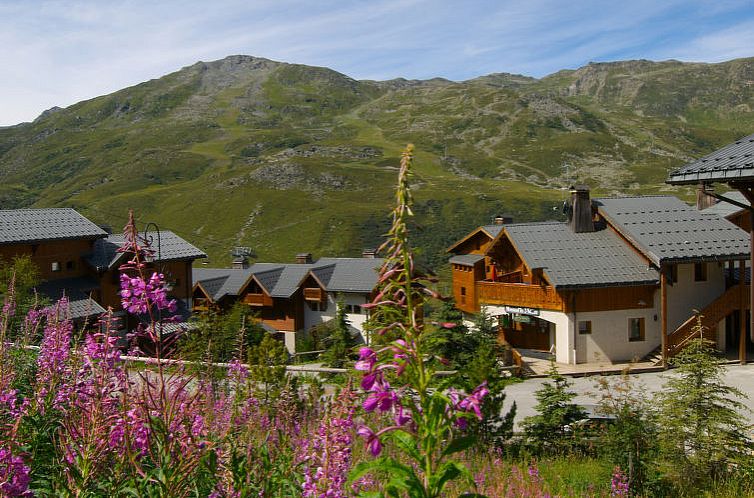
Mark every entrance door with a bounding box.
[499,314,552,351]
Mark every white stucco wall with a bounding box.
[666,262,726,331]
[573,307,660,363]
[303,292,370,341]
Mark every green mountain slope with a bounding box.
[1,55,753,267]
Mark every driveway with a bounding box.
[502,364,754,429]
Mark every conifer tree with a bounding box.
[522,361,585,455]
[656,322,753,489]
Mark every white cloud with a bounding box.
[0,0,752,125]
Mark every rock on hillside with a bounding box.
[0,54,753,265]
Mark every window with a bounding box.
[628,317,645,342]
[309,301,328,312]
[694,262,707,282]
[66,260,75,271]
[460,286,466,305]
[51,261,61,272]
[578,320,592,335]
[669,264,678,284]
[346,304,363,314]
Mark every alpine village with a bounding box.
[2,52,754,497]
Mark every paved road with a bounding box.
[502,364,754,429]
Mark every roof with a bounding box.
[447,224,504,253]
[667,133,754,185]
[87,231,206,271]
[315,258,383,293]
[193,257,383,302]
[0,208,107,245]
[449,254,485,266]
[595,196,750,265]
[504,222,659,289]
[35,276,106,320]
[702,191,749,219]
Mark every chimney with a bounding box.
[296,252,313,264]
[231,247,252,269]
[696,183,716,210]
[362,248,377,259]
[568,185,595,233]
[493,214,514,225]
[232,256,249,269]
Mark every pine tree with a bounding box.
[522,361,585,455]
[656,322,753,489]
[321,300,356,368]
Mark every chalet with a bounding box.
[448,187,751,365]
[193,253,383,353]
[0,208,205,324]
[668,132,754,363]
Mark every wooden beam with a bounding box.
[735,186,754,366]
[741,259,748,365]
[661,267,668,368]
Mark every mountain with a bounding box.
[1,55,753,267]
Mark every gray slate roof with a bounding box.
[702,191,748,219]
[315,258,383,293]
[0,208,107,244]
[449,254,485,266]
[596,196,750,265]
[504,222,659,289]
[668,133,754,185]
[35,277,106,319]
[193,258,383,301]
[87,231,206,271]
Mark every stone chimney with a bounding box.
[567,185,595,233]
[696,183,716,210]
[493,214,514,225]
[296,252,313,264]
[362,248,377,259]
[232,256,249,269]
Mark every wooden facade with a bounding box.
[0,239,98,281]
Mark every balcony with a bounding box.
[243,293,273,307]
[193,298,212,312]
[303,287,325,302]
[477,281,564,311]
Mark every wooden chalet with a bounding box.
[0,208,206,325]
[668,132,754,363]
[193,253,382,353]
[449,187,751,365]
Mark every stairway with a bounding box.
[666,284,749,359]
[642,346,664,366]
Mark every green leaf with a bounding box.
[386,429,421,463]
[430,461,474,496]
[442,435,476,457]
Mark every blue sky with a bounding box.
[1,0,753,126]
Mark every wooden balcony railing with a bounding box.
[243,293,273,307]
[495,271,524,283]
[476,281,564,311]
[303,288,324,302]
[193,298,212,312]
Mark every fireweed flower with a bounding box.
[0,447,31,497]
[611,466,630,497]
[35,300,74,413]
[301,386,356,497]
[350,147,488,497]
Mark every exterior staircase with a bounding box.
[665,284,749,361]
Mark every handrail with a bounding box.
[667,284,749,357]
